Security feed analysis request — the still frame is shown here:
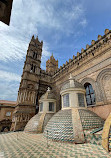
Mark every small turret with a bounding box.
[46,53,58,74]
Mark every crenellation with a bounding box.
[69,59,72,63]
[98,35,102,40]
[104,29,110,35]
[91,40,95,45]
[53,35,111,79]
[77,52,80,56]
[81,48,84,53]
[54,29,111,78]
[86,44,90,49]
[73,55,75,59]
[63,64,65,67]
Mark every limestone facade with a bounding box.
[0,100,16,132]
[11,28,111,131]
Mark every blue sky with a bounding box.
[0,0,111,101]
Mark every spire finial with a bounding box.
[47,87,50,91]
[32,35,34,40]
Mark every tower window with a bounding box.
[33,66,36,72]
[33,52,35,58]
[36,53,37,59]
[84,83,96,106]
[49,102,54,112]
[63,93,69,107]
[31,64,33,71]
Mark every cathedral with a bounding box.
[10,29,111,132]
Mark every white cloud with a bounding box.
[0,81,19,101]
[80,19,88,27]
[0,0,87,62]
[0,0,88,101]
[0,70,21,82]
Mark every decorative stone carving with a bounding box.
[96,68,111,103]
[102,75,111,101]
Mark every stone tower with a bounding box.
[11,36,43,131]
[46,53,58,74]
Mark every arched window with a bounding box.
[84,83,96,106]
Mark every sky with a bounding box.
[0,0,111,101]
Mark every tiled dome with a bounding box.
[24,87,56,133]
[40,88,56,100]
[44,108,104,143]
[24,113,41,133]
[61,74,85,91]
[24,113,54,133]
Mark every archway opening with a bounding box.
[84,82,96,106]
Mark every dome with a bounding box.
[43,108,104,143]
[24,87,56,133]
[40,87,56,100]
[61,74,85,91]
[24,113,54,133]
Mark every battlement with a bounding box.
[53,29,111,78]
[40,69,52,76]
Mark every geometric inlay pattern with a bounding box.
[44,109,74,142]
[79,109,104,130]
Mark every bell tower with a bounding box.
[11,35,43,131]
[46,53,58,74]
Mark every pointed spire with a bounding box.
[31,35,35,40]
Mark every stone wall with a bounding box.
[88,104,111,120]
[48,29,111,118]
